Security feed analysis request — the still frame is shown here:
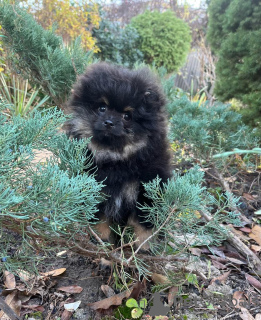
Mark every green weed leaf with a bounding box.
[139,298,147,309]
[131,307,143,319]
[126,298,139,308]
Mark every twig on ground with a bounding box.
[200,209,261,274]
[0,296,21,320]
[88,225,109,249]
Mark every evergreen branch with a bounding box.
[126,206,177,265]
[212,166,251,225]
[0,2,93,106]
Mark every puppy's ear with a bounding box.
[144,90,160,103]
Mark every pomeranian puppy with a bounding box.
[65,62,172,248]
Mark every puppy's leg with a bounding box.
[128,218,153,251]
[92,218,112,243]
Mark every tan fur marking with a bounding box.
[123,106,134,112]
[70,117,92,138]
[89,139,147,162]
[100,96,109,105]
[128,218,153,250]
[93,220,111,241]
[122,181,139,203]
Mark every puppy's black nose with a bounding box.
[103,120,114,128]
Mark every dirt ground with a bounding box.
[1,165,261,320]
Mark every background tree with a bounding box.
[102,0,207,48]
[0,2,93,106]
[131,10,191,72]
[29,0,100,51]
[207,0,261,127]
[92,15,144,67]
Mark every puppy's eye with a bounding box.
[99,105,107,112]
[123,113,131,121]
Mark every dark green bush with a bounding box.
[0,2,93,107]
[207,0,261,127]
[131,10,191,72]
[93,17,143,67]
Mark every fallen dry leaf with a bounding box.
[0,291,21,319]
[88,288,132,310]
[242,193,256,201]
[58,286,83,294]
[239,308,255,320]
[249,225,261,246]
[151,273,169,285]
[210,270,231,285]
[209,255,227,263]
[4,272,16,289]
[232,228,250,241]
[245,274,261,290]
[225,251,245,260]
[239,227,252,233]
[224,176,237,182]
[100,258,113,268]
[22,304,45,312]
[233,291,246,309]
[41,268,66,277]
[168,286,178,306]
[251,245,261,253]
[189,248,202,256]
[17,269,35,282]
[61,309,73,320]
[101,285,115,298]
[226,257,246,265]
[129,280,146,300]
[209,246,226,258]
[212,260,227,269]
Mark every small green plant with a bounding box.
[0,73,49,116]
[126,298,147,319]
[185,273,204,292]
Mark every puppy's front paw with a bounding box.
[128,218,153,252]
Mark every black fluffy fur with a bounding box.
[64,62,172,233]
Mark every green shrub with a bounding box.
[0,2,93,107]
[168,96,258,161]
[131,10,191,72]
[207,0,261,127]
[0,99,103,273]
[93,17,144,67]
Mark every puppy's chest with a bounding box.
[95,160,140,210]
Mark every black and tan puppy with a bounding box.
[65,62,172,248]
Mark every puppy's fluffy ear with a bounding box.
[144,90,160,103]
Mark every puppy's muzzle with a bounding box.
[103,120,114,129]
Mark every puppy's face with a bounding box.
[88,97,134,147]
[66,63,166,151]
